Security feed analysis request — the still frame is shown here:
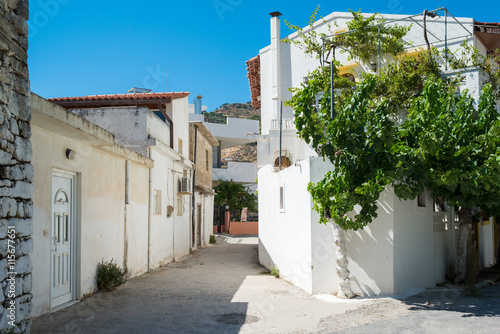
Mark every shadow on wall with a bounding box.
[344,190,395,296]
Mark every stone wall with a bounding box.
[0,0,33,332]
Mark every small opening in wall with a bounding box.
[274,156,291,169]
[433,197,445,212]
[417,193,426,207]
[153,189,162,214]
[279,185,285,212]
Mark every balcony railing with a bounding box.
[270,118,294,130]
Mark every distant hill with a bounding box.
[205,102,259,163]
[204,102,260,124]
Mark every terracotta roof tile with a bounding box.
[246,55,261,110]
[474,21,500,27]
[49,92,190,103]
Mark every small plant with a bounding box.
[270,265,280,278]
[0,328,19,334]
[81,291,94,300]
[463,285,483,297]
[209,235,216,244]
[259,270,271,275]
[96,259,126,292]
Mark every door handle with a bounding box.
[53,236,58,252]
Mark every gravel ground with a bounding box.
[313,285,500,333]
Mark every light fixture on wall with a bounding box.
[66,148,76,160]
[225,205,229,211]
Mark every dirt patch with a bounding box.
[315,298,410,332]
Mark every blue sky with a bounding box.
[28,0,500,112]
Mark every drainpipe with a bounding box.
[171,168,176,262]
[124,160,130,273]
[147,148,152,271]
[270,11,283,122]
[191,125,198,248]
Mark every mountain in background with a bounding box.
[205,101,260,123]
[205,102,259,163]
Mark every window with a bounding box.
[153,189,162,214]
[206,149,209,170]
[417,193,426,207]
[433,197,445,212]
[176,193,184,216]
[279,184,285,213]
[178,138,183,155]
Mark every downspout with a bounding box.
[191,125,198,248]
[171,168,175,262]
[159,103,174,149]
[124,160,130,274]
[147,148,152,271]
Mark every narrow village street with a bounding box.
[32,235,500,334]
[31,235,368,333]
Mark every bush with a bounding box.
[96,259,126,292]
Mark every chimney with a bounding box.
[270,11,282,119]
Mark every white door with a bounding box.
[51,173,74,307]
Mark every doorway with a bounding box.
[51,171,77,308]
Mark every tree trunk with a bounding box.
[455,206,473,284]
[329,218,356,299]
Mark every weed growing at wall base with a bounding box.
[210,235,216,244]
[270,265,279,278]
[96,259,127,292]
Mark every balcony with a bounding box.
[270,118,294,131]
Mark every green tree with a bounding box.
[395,77,500,282]
[286,7,500,296]
[214,180,257,221]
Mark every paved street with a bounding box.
[32,235,500,334]
[32,235,367,333]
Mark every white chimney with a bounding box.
[270,11,282,120]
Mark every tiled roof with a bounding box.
[246,55,261,110]
[49,92,189,103]
[474,21,500,27]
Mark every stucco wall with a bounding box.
[30,98,151,317]
[149,147,174,268]
[393,189,451,294]
[259,158,402,296]
[189,124,213,190]
[258,161,314,293]
[71,107,152,157]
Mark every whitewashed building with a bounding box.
[189,106,259,231]
[251,9,500,295]
[31,91,198,316]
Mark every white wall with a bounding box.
[71,107,151,156]
[213,161,257,185]
[258,161,314,293]
[392,189,450,293]
[193,191,215,247]
[31,124,150,316]
[171,97,190,159]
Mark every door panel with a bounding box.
[197,204,202,247]
[51,174,73,307]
